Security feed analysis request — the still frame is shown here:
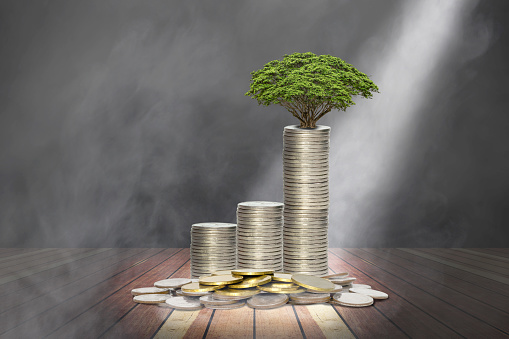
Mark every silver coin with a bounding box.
[332,293,374,307]
[192,222,236,228]
[179,290,213,297]
[238,201,284,208]
[131,287,170,296]
[133,294,173,304]
[154,278,192,289]
[199,294,240,305]
[246,293,289,309]
[350,288,388,299]
[165,296,203,310]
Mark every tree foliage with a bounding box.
[246,52,379,128]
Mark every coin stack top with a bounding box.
[190,222,237,278]
[236,201,284,271]
[283,125,330,276]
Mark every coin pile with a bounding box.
[283,125,330,276]
[190,222,237,278]
[236,202,284,271]
[131,271,388,310]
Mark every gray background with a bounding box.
[1,0,508,248]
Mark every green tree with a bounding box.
[246,52,379,128]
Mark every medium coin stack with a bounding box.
[190,222,237,278]
[283,125,330,276]
[236,201,284,271]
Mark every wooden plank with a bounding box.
[418,248,509,276]
[355,248,509,334]
[0,249,143,311]
[304,304,355,339]
[0,248,105,278]
[0,248,122,295]
[153,309,202,339]
[336,248,506,338]
[485,248,509,254]
[400,249,509,285]
[0,248,56,265]
[293,305,327,339]
[254,305,304,339]
[0,248,86,274]
[205,306,254,338]
[456,249,509,264]
[471,249,509,259]
[182,308,214,339]
[0,249,111,285]
[447,249,509,268]
[363,248,509,313]
[0,248,171,336]
[44,249,189,339]
[329,250,426,339]
[383,249,509,297]
[99,252,191,338]
[0,248,36,257]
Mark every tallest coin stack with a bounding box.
[283,125,330,277]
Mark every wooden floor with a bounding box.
[0,248,508,338]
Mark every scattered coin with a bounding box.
[131,287,170,296]
[350,288,388,300]
[181,282,222,293]
[178,290,213,297]
[232,269,275,276]
[328,277,356,285]
[199,274,243,286]
[214,288,261,297]
[199,294,239,306]
[154,278,192,289]
[272,272,293,282]
[247,293,289,309]
[322,273,349,279]
[203,301,246,310]
[165,296,203,310]
[229,275,272,289]
[351,284,371,289]
[292,273,335,292]
[332,293,374,307]
[133,294,172,304]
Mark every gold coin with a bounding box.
[181,282,222,293]
[257,285,306,294]
[291,273,335,292]
[229,275,272,289]
[199,274,243,286]
[211,270,233,276]
[270,282,296,289]
[232,269,275,276]
[272,272,293,282]
[214,288,261,297]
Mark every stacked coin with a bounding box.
[283,125,330,276]
[236,201,284,271]
[190,222,237,278]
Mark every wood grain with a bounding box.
[0,248,172,337]
[352,248,509,334]
[47,249,189,339]
[335,248,506,338]
[329,249,459,339]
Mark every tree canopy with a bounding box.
[246,52,379,128]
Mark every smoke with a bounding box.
[0,0,506,248]
[327,0,500,247]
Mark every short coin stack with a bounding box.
[283,125,330,276]
[190,222,237,278]
[236,202,284,271]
